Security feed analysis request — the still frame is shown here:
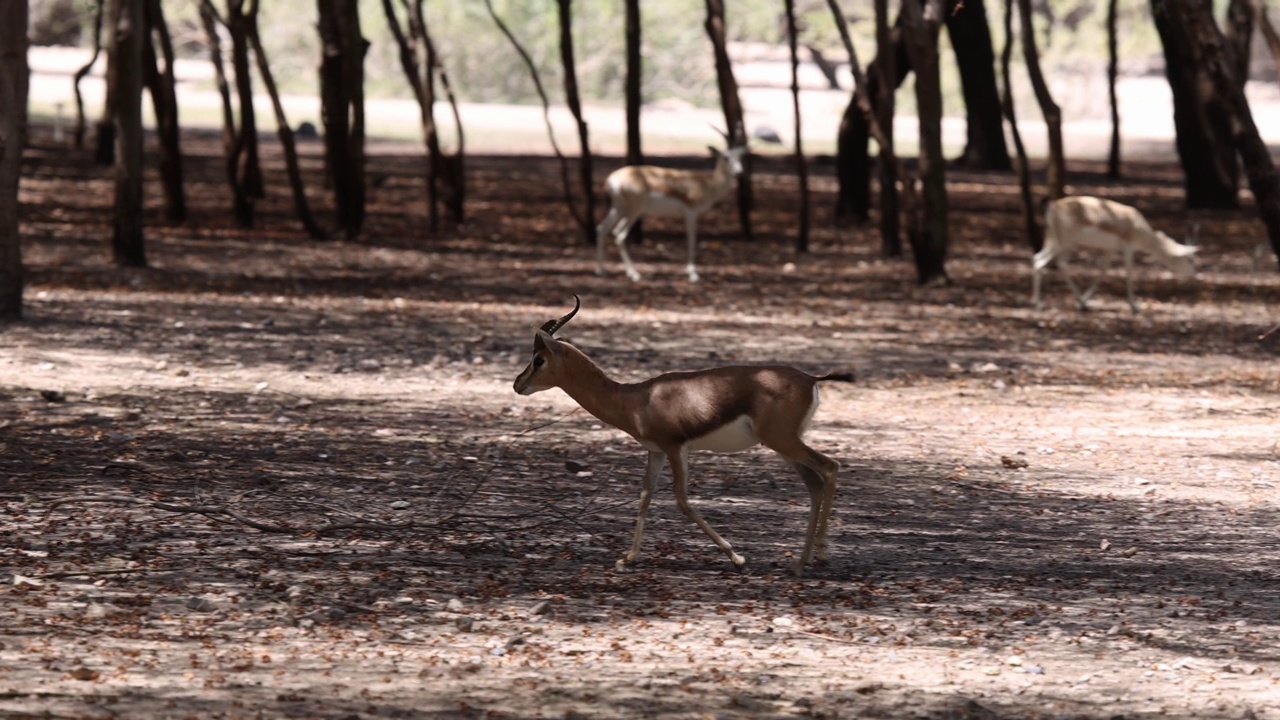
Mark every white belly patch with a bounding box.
[687,415,759,453]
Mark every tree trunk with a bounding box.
[835,9,909,227]
[875,0,904,256]
[1152,0,1240,208]
[73,0,104,151]
[228,0,262,223]
[624,0,643,244]
[434,45,466,223]
[245,2,323,239]
[110,0,146,268]
[95,0,118,165]
[0,0,28,320]
[318,0,366,240]
[1169,0,1280,267]
[484,0,585,236]
[826,0,904,255]
[383,0,440,233]
[1106,0,1121,178]
[1016,0,1065,200]
[1001,0,1040,251]
[901,0,949,285]
[704,0,753,240]
[945,0,1011,170]
[1225,0,1255,88]
[198,1,245,229]
[558,0,597,246]
[785,0,810,253]
[142,0,185,224]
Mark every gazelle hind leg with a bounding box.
[595,208,621,276]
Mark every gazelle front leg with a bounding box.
[683,211,701,282]
[667,448,745,569]
[1122,247,1140,314]
[617,451,664,571]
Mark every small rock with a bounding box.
[39,390,66,403]
[771,616,794,627]
[186,597,216,612]
[455,616,474,633]
[565,460,589,473]
[390,500,411,510]
[13,574,43,587]
[529,600,551,616]
[447,598,466,612]
[327,607,347,621]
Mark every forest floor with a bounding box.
[2,128,1280,719]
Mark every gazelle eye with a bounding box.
[533,356,545,368]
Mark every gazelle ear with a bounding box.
[534,329,561,354]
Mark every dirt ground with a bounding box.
[2,127,1280,720]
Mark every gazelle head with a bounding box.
[1159,230,1199,280]
[513,295,580,396]
[708,125,748,178]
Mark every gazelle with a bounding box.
[596,136,747,283]
[513,296,854,575]
[1032,195,1198,314]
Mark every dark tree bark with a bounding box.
[624,0,643,244]
[384,0,442,233]
[435,51,466,223]
[0,0,28,320]
[1225,0,1255,88]
[1016,0,1065,200]
[901,0,949,285]
[785,0,810,253]
[826,0,905,255]
[94,0,118,165]
[109,0,146,268]
[142,0,186,224]
[318,0,367,240]
[704,0,753,240]
[1106,0,1121,178]
[1001,0,1040,251]
[874,0,905,255]
[245,2,323,239]
[228,0,262,210]
[557,0,597,246]
[1152,0,1240,208]
[945,0,1011,170]
[1167,0,1280,267]
[198,1,243,225]
[73,0,104,151]
[835,9,908,227]
[484,0,585,235]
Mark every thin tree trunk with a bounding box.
[484,0,585,233]
[95,0,119,165]
[901,0,949,285]
[1225,0,1255,89]
[1170,0,1280,267]
[198,1,243,228]
[557,0,596,246]
[73,0,104,151]
[434,43,466,223]
[785,0,810,253]
[1016,0,1064,200]
[383,0,440,233]
[826,0,905,254]
[142,0,186,224]
[704,0,753,240]
[0,0,29,320]
[228,0,262,211]
[110,0,146,268]
[1106,0,1121,178]
[946,0,1011,170]
[1001,0,1039,251]
[624,0,642,244]
[245,2,323,239]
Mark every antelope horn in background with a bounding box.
[539,294,581,336]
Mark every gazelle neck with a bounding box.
[555,344,637,433]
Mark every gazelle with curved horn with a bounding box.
[595,128,747,282]
[1032,196,1198,314]
[513,296,855,576]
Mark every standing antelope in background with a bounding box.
[513,296,854,575]
[1032,195,1198,314]
[596,134,747,283]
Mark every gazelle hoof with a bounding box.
[626,271,642,282]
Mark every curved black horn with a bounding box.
[539,294,581,336]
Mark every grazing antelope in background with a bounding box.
[1032,195,1198,314]
[513,296,854,575]
[595,133,747,283]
